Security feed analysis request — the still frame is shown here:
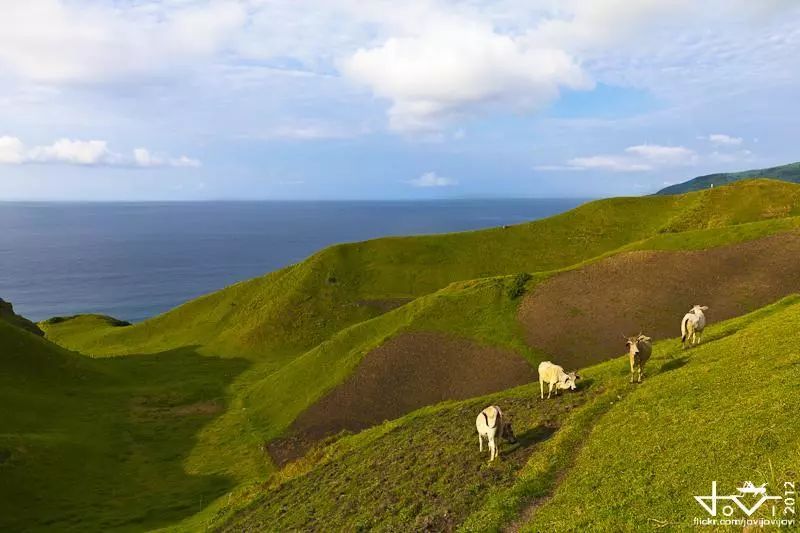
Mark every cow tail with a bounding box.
[681,315,689,342]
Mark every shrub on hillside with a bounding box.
[507,273,532,299]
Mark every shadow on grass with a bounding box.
[515,423,558,450]
[1,345,250,532]
[659,356,689,373]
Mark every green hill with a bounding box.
[0,297,43,336]
[0,317,249,531]
[7,178,800,530]
[217,296,800,531]
[657,161,800,195]
[41,179,800,361]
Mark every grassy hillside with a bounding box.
[522,295,800,531]
[658,161,800,195]
[42,179,800,362]
[216,295,800,531]
[19,178,800,530]
[0,297,43,336]
[0,319,250,532]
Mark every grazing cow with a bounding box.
[538,361,579,399]
[475,405,517,462]
[625,333,652,383]
[681,305,708,348]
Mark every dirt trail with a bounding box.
[269,331,536,465]
[519,231,800,368]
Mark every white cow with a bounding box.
[538,361,579,399]
[475,405,516,462]
[681,305,708,348]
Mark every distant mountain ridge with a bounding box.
[657,161,800,195]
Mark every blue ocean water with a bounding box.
[0,199,586,322]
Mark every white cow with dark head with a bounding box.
[475,405,516,462]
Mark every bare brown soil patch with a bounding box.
[519,231,800,369]
[269,331,536,465]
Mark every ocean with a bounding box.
[0,199,586,322]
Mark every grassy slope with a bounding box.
[523,295,800,531]
[26,178,800,529]
[658,161,800,195]
[216,296,800,531]
[0,320,250,532]
[43,179,800,362]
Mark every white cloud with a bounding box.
[567,155,653,172]
[548,143,697,172]
[341,18,592,132]
[28,139,117,165]
[0,0,246,84]
[0,136,25,164]
[0,137,199,168]
[408,171,458,187]
[134,148,201,168]
[624,144,697,165]
[705,133,744,146]
[248,122,369,141]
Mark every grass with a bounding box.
[42,179,800,362]
[0,321,250,532]
[658,161,800,194]
[214,296,800,531]
[522,295,800,531]
[8,178,800,530]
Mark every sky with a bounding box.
[0,0,799,200]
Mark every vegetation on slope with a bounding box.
[217,296,800,531]
[523,295,800,531]
[0,319,250,532]
[658,161,800,195]
[42,179,800,363]
[0,297,43,336]
[21,178,800,530]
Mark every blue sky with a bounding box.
[0,0,799,200]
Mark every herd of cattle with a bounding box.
[476,305,710,462]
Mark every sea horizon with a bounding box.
[0,198,589,322]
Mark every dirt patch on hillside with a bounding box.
[269,331,536,466]
[519,231,800,368]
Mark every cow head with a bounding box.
[690,305,709,314]
[558,371,578,391]
[502,419,518,443]
[625,334,643,357]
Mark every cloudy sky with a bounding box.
[0,0,798,200]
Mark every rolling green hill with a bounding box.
[657,161,800,195]
[41,179,800,361]
[6,178,800,530]
[0,318,249,531]
[217,296,800,531]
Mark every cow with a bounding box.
[681,305,708,348]
[538,361,579,399]
[625,333,652,383]
[475,405,517,462]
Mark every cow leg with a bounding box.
[489,440,496,462]
[637,365,643,383]
[629,356,635,383]
[540,379,544,399]
[548,383,554,399]
[479,434,483,452]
